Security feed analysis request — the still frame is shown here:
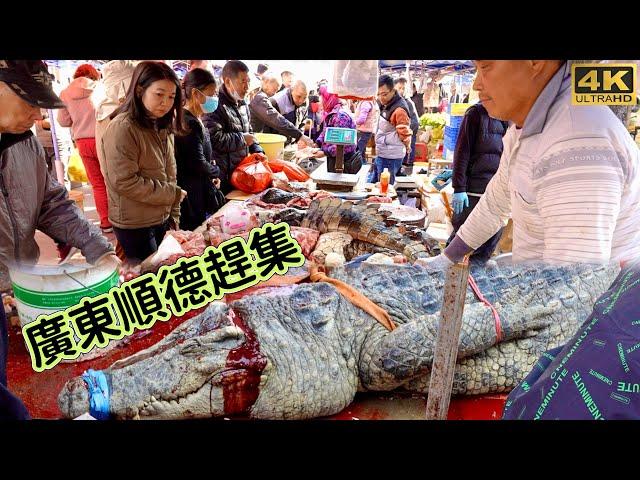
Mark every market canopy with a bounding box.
[379,60,475,71]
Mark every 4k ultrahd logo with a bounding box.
[572,63,637,105]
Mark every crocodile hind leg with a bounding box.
[402,336,548,397]
[358,298,562,391]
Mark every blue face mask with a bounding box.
[201,95,219,113]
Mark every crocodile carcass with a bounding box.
[58,262,618,419]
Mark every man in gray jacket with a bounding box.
[251,74,314,147]
[0,60,118,419]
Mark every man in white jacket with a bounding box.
[419,60,640,267]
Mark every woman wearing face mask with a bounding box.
[175,68,224,231]
[100,61,188,265]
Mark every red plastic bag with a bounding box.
[267,159,310,182]
[231,153,273,193]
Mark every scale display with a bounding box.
[324,127,357,145]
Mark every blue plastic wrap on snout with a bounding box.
[82,369,110,420]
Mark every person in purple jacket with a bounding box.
[316,85,363,174]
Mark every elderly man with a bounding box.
[0,60,118,419]
[250,73,314,146]
[420,60,640,268]
[203,60,265,194]
[279,71,294,92]
[269,80,309,138]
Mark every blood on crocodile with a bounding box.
[220,308,267,416]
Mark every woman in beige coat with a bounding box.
[100,61,187,264]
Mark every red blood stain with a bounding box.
[326,392,508,420]
[222,308,267,416]
[326,405,387,421]
[446,394,507,420]
[6,306,207,419]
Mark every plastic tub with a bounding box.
[255,133,287,161]
[9,262,119,327]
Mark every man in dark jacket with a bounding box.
[447,102,509,263]
[305,94,323,143]
[411,82,425,117]
[250,73,314,146]
[203,60,265,194]
[0,60,117,419]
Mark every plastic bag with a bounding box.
[148,234,185,265]
[230,153,273,194]
[267,159,310,182]
[220,203,258,235]
[67,148,88,183]
[330,60,378,100]
[430,169,453,191]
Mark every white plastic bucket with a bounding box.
[9,262,119,327]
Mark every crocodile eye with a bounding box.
[291,284,338,330]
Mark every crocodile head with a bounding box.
[58,302,251,419]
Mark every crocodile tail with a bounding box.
[303,197,334,229]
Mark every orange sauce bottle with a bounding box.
[380,168,390,195]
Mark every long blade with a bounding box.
[425,257,470,420]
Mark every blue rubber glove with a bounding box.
[452,192,469,215]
